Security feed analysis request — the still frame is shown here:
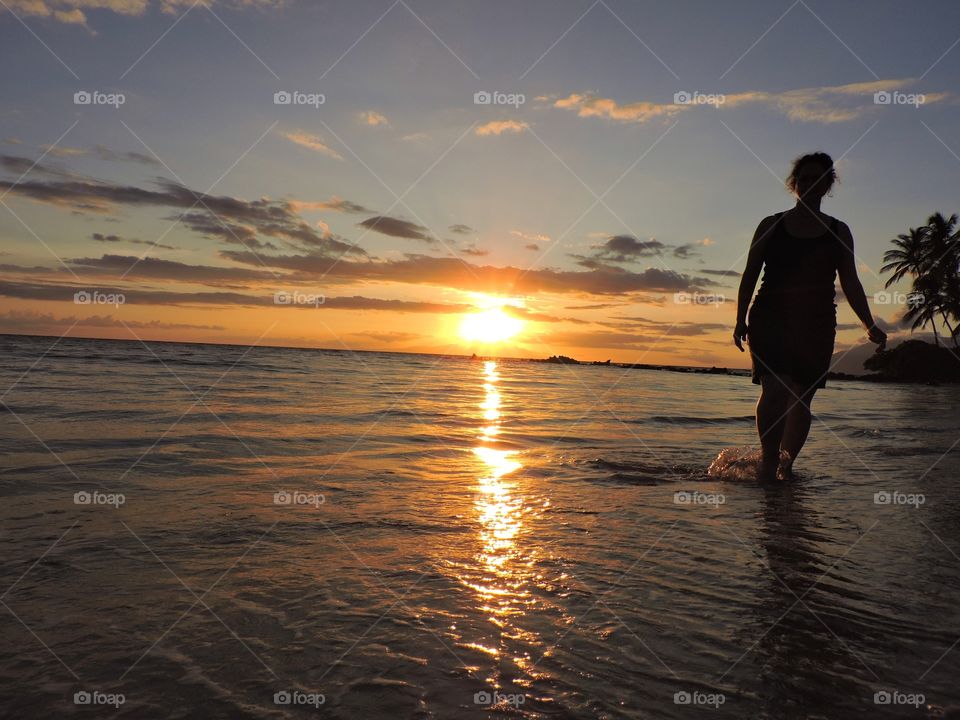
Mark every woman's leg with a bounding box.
[757,374,791,479]
[781,382,817,465]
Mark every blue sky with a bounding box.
[1,0,958,364]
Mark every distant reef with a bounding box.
[533,340,960,384]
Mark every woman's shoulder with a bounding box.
[757,211,787,230]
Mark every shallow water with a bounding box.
[1,334,959,719]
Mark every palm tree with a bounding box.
[881,225,939,343]
[881,226,929,287]
[926,213,959,348]
[881,214,960,348]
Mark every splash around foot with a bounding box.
[707,446,795,482]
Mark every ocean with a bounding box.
[1,333,958,719]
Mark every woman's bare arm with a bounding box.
[733,215,776,351]
[836,222,887,348]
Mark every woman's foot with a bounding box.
[778,452,795,480]
[757,454,779,482]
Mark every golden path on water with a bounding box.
[465,361,546,682]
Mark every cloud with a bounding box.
[0,309,225,332]
[358,215,433,243]
[291,195,372,214]
[91,232,177,251]
[0,167,365,255]
[1,0,279,27]
[554,93,685,123]
[672,238,713,258]
[700,269,740,278]
[218,249,715,296]
[0,279,473,313]
[350,330,421,344]
[460,244,488,257]
[551,78,952,125]
[69,253,284,284]
[524,243,539,251]
[358,111,389,126]
[281,130,343,160]
[449,223,474,235]
[563,303,623,310]
[475,120,528,136]
[42,144,160,165]
[580,235,666,265]
[510,229,551,244]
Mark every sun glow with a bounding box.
[459,306,524,344]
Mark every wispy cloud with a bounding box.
[475,120,528,136]
[358,110,389,127]
[281,130,343,160]
[550,78,952,125]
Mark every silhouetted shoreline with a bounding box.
[534,343,960,385]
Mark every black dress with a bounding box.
[748,211,844,391]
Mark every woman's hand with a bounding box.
[733,320,748,352]
[867,322,887,351]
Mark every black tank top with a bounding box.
[753,211,843,318]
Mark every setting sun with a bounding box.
[459,307,524,344]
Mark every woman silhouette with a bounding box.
[733,152,887,481]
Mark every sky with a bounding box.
[1,0,958,366]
